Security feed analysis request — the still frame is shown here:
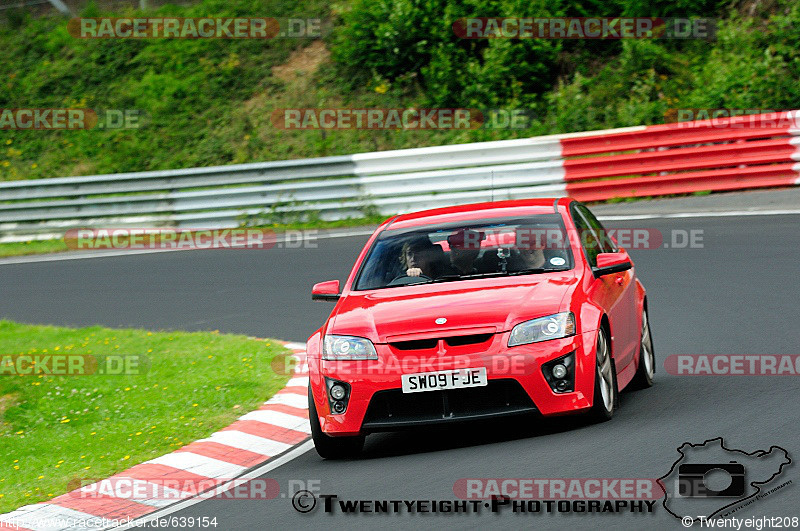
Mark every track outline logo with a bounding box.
[658,437,791,524]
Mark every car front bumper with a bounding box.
[309,330,599,436]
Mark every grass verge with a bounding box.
[0,320,293,513]
[0,240,69,258]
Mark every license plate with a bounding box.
[401,367,487,394]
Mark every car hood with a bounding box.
[328,272,576,343]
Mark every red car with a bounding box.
[307,198,654,458]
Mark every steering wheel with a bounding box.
[388,273,432,286]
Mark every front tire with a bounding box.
[587,327,618,423]
[629,307,655,390]
[308,387,364,459]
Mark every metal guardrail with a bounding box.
[1,113,799,242]
[0,137,568,240]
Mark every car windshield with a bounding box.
[354,214,574,290]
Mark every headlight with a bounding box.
[323,335,378,360]
[508,312,576,347]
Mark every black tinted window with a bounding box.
[576,204,615,253]
[571,206,602,267]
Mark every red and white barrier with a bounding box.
[557,110,800,201]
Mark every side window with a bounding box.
[576,204,616,253]
[571,206,602,267]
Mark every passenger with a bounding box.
[446,229,485,275]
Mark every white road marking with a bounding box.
[597,209,800,221]
[266,392,308,409]
[199,431,292,457]
[238,410,311,434]
[283,342,308,351]
[145,453,247,479]
[286,376,309,388]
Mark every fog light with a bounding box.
[330,384,346,400]
[552,364,567,379]
[325,378,351,414]
[542,352,575,393]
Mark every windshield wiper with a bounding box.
[431,271,513,283]
[506,267,546,275]
[425,268,569,285]
[430,275,463,283]
[508,267,569,276]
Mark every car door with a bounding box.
[572,204,638,372]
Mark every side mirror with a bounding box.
[312,280,340,302]
[593,250,632,277]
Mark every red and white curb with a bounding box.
[0,342,310,531]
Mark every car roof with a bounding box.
[385,198,570,230]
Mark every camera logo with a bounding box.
[659,438,791,523]
[677,462,745,497]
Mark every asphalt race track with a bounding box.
[2,208,800,530]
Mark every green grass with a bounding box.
[242,214,385,231]
[0,320,293,512]
[0,239,69,258]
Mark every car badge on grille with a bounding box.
[435,317,447,325]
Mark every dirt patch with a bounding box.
[66,160,97,177]
[0,393,19,418]
[271,40,329,83]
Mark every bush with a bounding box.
[333,0,563,106]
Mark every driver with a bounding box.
[400,236,447,278]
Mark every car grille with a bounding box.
[389,333,493,351]
[390,338,438,350]
[362,379,536,431]
[444,333,493,347]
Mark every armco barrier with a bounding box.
[1,110,798,241]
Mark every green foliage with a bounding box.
[1,0,799,182]
[334,0,562,106]
[682,14,800,109]
[0,0,328,180]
